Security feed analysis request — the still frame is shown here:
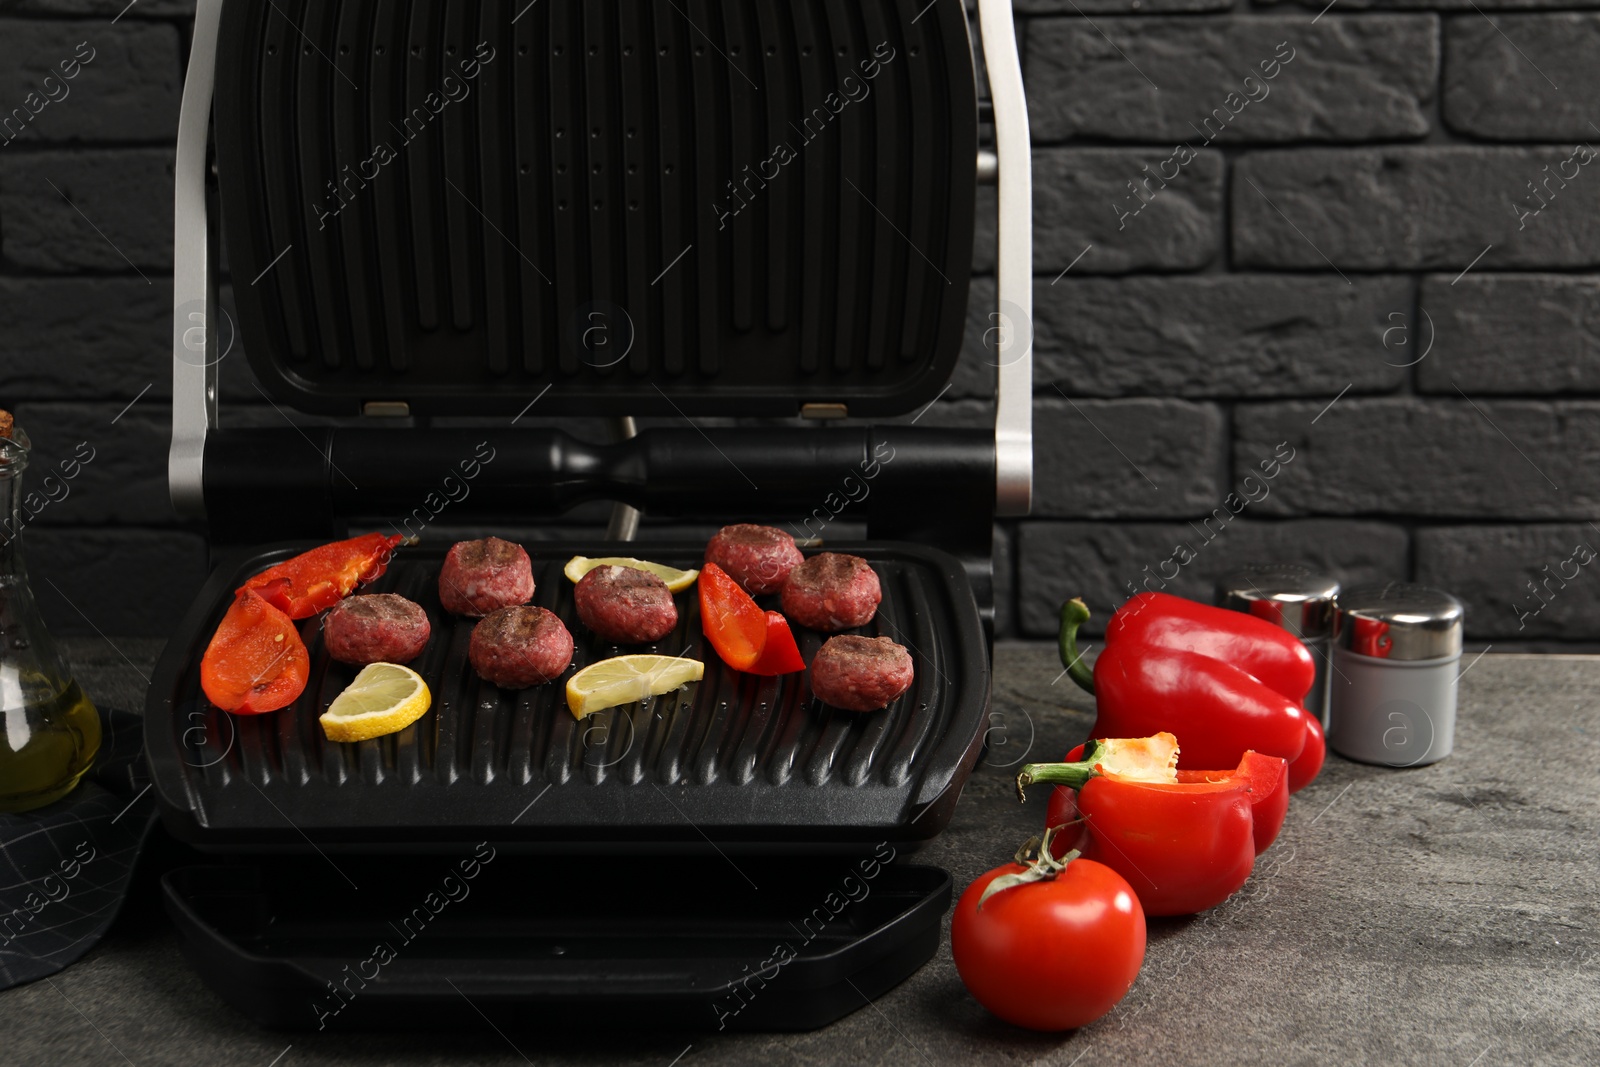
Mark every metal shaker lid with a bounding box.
[1334,583,1464,661]
[1214,564,1339,641]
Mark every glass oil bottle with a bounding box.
[0,413,101,813]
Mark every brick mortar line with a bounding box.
[0,142,182,152]
[1028,138,1600,149]
[1015,7,1600,16]
[0,16,190,24]
[30,392,1600,402]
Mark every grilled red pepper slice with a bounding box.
[1088,592,1317,704]
[1043,741,1289,856]
[200,582,310,715]
[239,532,403,619]
[698,562,766,671]
[1060,598,1313,788]
[747,610,805,676]
[1023,734,1268,916]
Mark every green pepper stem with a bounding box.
[1015,739,1105,802]
[1058,597,1095,695]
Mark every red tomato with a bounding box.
[951,858,1146,1031]
[1287,714,1326,793]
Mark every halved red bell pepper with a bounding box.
[1020,734,1272,916]
[1043,742,1289,857]
[1096,591,1316,704]
[748,610,805,675]
[1060,598,1315,790]
[239,532,403,619]
[200,582,310,714]
[699,562,767,671]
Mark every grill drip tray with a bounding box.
[145,541,990,850]
[162,854,951,1032]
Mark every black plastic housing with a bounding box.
[163,855,949,1032]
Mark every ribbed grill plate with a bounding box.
[145,541,989,848]
[213,0,978,418]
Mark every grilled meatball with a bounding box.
[469,606,573,688]
[705,524,804,595]
[811,636,914,712]
[323,594,431,665]
[439,536,535,617]
[780,553,882,631]
[575,565,678,644]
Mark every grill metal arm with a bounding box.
[169,0,224,518]
[976,0,1035,518]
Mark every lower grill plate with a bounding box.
[145,540,989,850]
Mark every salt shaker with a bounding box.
[1214,565,1339,728]
[1328,583,1463,768]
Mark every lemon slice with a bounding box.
[320,663,432,742]
[563,556,699,593]
[565,654,704,720]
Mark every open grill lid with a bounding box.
[213,0,979,419]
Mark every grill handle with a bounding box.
[203,425,995,551]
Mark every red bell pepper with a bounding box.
[1096,591,1316,703]
[1061,598,1317,790]
[1019,734,1279,916]
[1043,742,1289,857]
[748,610,805,676]
[200,582,310,714]
[698,563,767,671]
[239,532,403,619]
[1289,712,1326,793]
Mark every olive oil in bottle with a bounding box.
[0,412,102,813]
[0,678,101,813]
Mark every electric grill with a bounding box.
[150,0,1032,1031]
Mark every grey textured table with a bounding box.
[2,639,1596,1066]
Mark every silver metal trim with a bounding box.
[976,0,1033,517]
[976,149,998,185]
[169,0,225,518]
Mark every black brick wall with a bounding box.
[2,1,1598,647]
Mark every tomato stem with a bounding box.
[1015,740,1107,802]
[977,826,1083,911]
[1058,598,1096,695]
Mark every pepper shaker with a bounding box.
[1328,583,1463,768]
[1214,565,1339,728]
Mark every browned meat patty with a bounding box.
[439,536,535,617]
[575,565,678,644]
[811,635,914,712]
[780,553,881,631]
[323,594,431,665]
[705,524,804,595]
[469,606,573,688]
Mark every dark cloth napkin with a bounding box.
[0,707,157,990]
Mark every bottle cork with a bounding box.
[0,409,13,441]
